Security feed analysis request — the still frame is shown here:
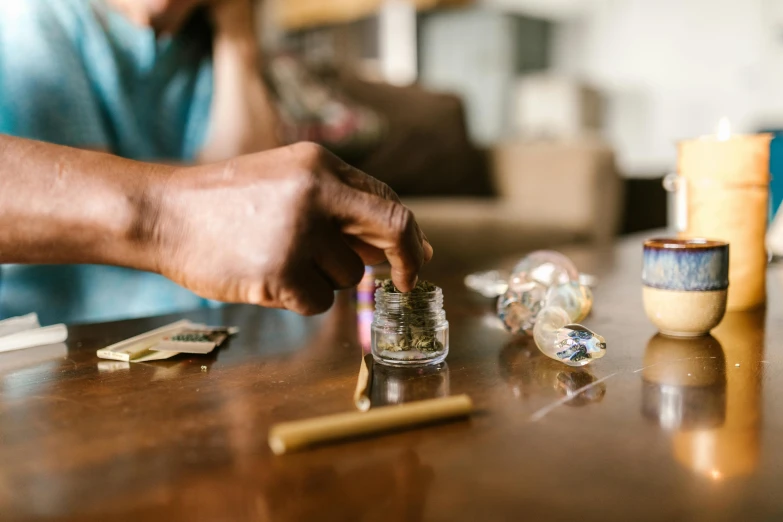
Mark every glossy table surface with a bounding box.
[2,235,782,521]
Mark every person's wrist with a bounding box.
[119,164,179,275]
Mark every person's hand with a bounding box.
[149,142,433,315]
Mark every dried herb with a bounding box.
[376,279,444,354]
[378,279,436,294]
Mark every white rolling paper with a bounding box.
[0,313,40,338]
[0,324,68,354]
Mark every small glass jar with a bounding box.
[371,285,449,366]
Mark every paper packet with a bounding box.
[96,321,238,362]
[150,327,239,354]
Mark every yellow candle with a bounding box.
[678,121,772,310]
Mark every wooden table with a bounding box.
[2,235,781,521]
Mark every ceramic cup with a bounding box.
[642,238,729,337]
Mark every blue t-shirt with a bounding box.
[0,0,214,159]
[0,0,218,324]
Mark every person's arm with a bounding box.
[0,135,432,314]
[197,0,282,163]
[0,135,161,270]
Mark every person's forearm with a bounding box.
[198,1,282,163]
[0,135,165,270]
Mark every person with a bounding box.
[0,135,432,316]
[0,0,279,161]
[0,0,327,322]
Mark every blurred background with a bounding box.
[6,0,783,323]
[261,0,783,260]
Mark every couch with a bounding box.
[336,73,624,265]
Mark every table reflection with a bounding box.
[77,447,436,520]
[643,310,765,479]
[642,334,726,431]
[254,449,435,521]
[372,363,450,407]
[0,342,67,377]
[499,336,606,406]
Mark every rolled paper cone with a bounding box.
[269,394,473,455]
[678,134,772,311]
[353,353,374,412]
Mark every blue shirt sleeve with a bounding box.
[0,1,109,149]
[182,61,214,161]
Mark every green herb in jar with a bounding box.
[375,279,444,354]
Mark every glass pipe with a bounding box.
[496,251,581,335]
[533,306,606,367]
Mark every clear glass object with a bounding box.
[497,280,592,335]
[489,251,607,366]
[496,251,584,335]
[371,285,449,367]
[497,280,547,334]
[509,250,579,290]
[533,307,606,367]
[465,270,509,298]
[545,282,593,323]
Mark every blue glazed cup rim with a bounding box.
[642,237,729,291]
[644,238,728,251]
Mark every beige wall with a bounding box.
[552,0,783,177]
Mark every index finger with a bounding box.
[321,152,433,264]
[330,187,426,292]
[320,148,396,199]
